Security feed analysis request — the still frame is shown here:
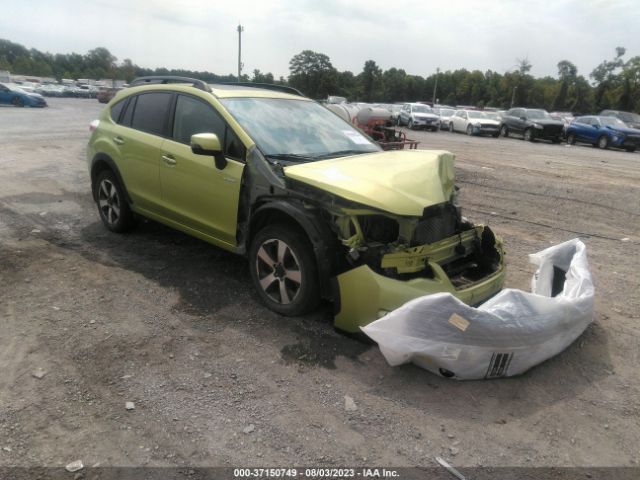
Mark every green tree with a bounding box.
[552,60,577,111]
[358,60,382,102]
[288,50,337,99]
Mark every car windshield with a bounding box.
[221,98,380,160]
[618,112,640,123]
[484,112,499,120]
[412,105,433,113]
[526,110,551,120]
[440,109,455,116]
[467,111,486,119]
[600,117,627,127]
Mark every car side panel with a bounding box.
[159,139,244,247]
[111,125,163,212]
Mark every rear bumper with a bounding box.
[333,230,506,332]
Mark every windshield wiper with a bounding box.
[264,153,317,163]
[313,149,372,160]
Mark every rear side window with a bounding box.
[110,100,125,122]
[131,92,172,136]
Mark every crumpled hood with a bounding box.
[284,150,455,216]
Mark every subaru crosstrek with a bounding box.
[87,77,505,332]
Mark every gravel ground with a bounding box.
[0,99,639,471]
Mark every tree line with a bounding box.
[2,38,639,114]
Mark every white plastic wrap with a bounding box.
[362,239,594,380]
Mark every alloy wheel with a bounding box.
[98,179,121,226]
[255,238,302,305]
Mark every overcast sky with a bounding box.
[3,0,640,80]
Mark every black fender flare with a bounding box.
[247,199,340,299]
[90,154,132,205]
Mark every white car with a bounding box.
[397,103,440,131]
[449,110,500,137]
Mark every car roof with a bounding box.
[118,82,309,101]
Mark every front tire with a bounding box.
[12,96,25,107]
[449,122,455,133]
[625,146,637,152]
[249,225,319,316]
[597,135,609,149]
[500,124,509,137]
[566,133,576,145]
[466,125,474,136]
[95,170,135,233]
[408,119,414,130]
[523,128,535,142]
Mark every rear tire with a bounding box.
[408,119,414,130]
[625,146,637,152]
[95,170,135,233]
[566,133,576,145]
[449,122,455,133]
[597,135,609,149]
[249,225,320,316]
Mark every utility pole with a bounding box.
[237,24,244,82]
[510,85,518,108]
[432,67,439,106]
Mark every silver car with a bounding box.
[397,103,440,131]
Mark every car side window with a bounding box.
[110,100,126,122]
[172,95,225,145]
[172,94,246,160]
[120,96,136,127]
[130,92,172,136]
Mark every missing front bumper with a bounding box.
[332,228,506,332]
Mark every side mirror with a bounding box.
[191,133,227,170]
[520,116,527,121]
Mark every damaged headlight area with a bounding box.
[331,200,505,332]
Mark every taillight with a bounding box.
[89,119,100,132]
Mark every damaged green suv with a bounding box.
[87,77,505,331]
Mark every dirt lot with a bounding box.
[0,99,639,471]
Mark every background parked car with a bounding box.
[550,111,575,137]
[97,86,123,103]
[599,110,640,130]
[449,109,500,136]
[566,115,640,152]
[500,108,564,142]
[436,107,456,130]
[397,103,439,130]
[0,83,47,107]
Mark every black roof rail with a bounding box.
[129,76,212,93]
[218,82,304,97]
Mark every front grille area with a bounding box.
[411,203,460,246]
[542,125,563,137]
[480,123,498,129]
[625,135,640,145]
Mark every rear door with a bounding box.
[159,94,246,248]
[114,92,172,212]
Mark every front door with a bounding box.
[159,94,245,249]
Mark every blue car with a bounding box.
[0,83,48,107]
[566,115,640,152]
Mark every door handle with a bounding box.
[113,136,124,145]
[162,154,176,166]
